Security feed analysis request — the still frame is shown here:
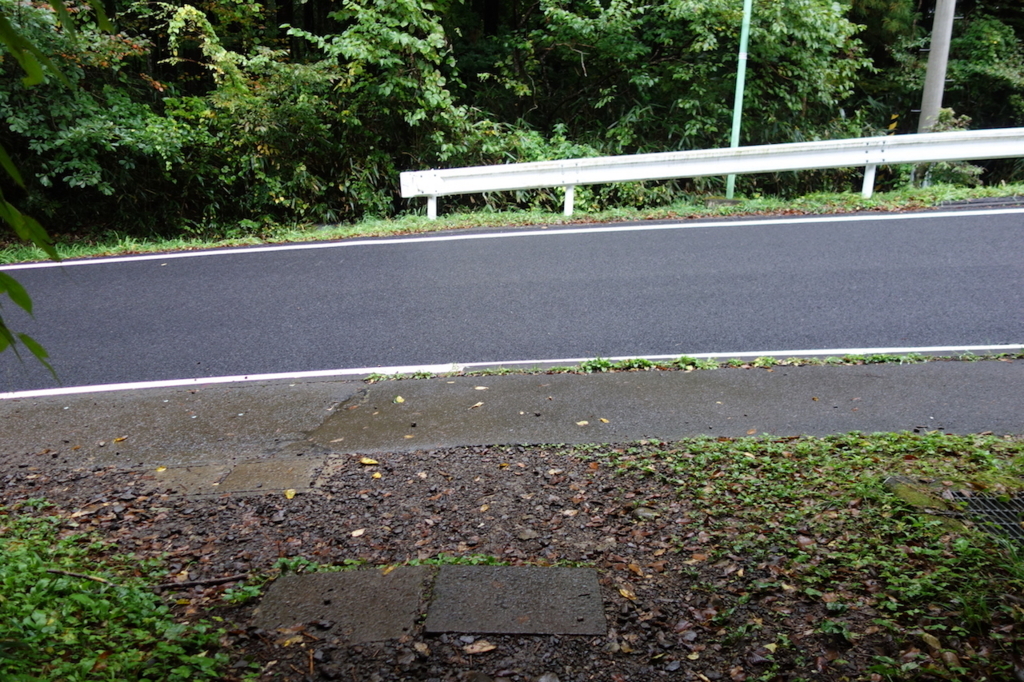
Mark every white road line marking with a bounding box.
[2,207,1023,271]
[1,344,1019,400]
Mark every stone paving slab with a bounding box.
[217,457,324,492]
[142,464,231,495]
[424,566,606,636]
[252,567,431,644]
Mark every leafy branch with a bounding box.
[0,0,111,375]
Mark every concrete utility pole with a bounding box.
[918,0,957,132]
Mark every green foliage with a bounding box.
[948,13,1024,129]
[405,552,506,566]
[0,504,228,681]
[612,357,655,371]
[576,357,614,373]
[2,0,1024,238]
[455,0,871,149]
[0,0,76,372]
[221,583,261,604]
[588,432,1024,677]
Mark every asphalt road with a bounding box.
[1,209,1022,393]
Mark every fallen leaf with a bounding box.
[394,396,405,403]
[796,535,815,548]
[600,418,610,423]
[404,435,414,439]
[155,466,167,472]
[687,652,700,660]
[479,504,490,512]
[618,585,637,601]
[576,420,589,426]
[380,565,396,576]
[359,457,378,465]
[469,402,484,409]
[747,429,757,435]
[89,651,111,673]
[113,436,127,443]
[941,651,961,668]
[330,438,345,443]
[372,472,382,479]
[463,640,496,654]
[764,643,777,653]
[413,642,430,656]
[351,528,366,537]
[921,632,941,652]
[284,489,296,499]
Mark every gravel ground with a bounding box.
[2,445,929,681]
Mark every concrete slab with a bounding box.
[217,457,323,492]
[424,566,605,636]
[252,567,431,643]
[0,380,357,469]
[308,362,1024,453]
[141,464,230,495]
[2,362,1022,473]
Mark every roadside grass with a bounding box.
[2,182,1023,264]
[0,501,230,681]
[362,350,1024,383]
[583,431,1024,680]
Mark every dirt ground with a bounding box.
[1,444,938,681]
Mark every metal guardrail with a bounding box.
[400,128,1024,219]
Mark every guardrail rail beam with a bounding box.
[401,128,1024,219]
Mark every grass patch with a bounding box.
[581,431,1024,679]
[3,183,1024,264]
[0,501,229,681]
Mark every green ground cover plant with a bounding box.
[360,350,1024,383]
[0,500,229,681]
[583,431,1024,679]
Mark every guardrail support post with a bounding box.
[862,165,877,199]
[564,185,575,216]
[427,195,437,220]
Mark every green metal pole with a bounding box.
[726,0,753,199]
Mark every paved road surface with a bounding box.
[2,209,1022,394]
